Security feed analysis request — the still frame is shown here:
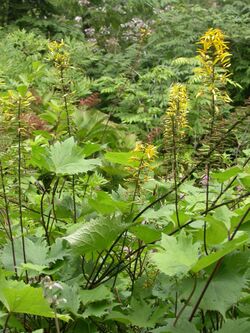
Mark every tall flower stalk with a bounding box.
[0,161,17,277]
[17,97,28,281]
[165,83,188,229]
[48,40,71,135]
[196,28,232,254]
[1,87,34,281]
[48,40,77,223]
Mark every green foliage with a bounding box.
[192,232,248,273]
[0,1,250,333]
[31,137,101,175]
[216,319,250,333]
[63,218,127,255]
[150,231,200,277]
[0,272,70,321]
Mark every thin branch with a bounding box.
[188,259,223,322]
[3,312,11,333]
[88,232,125,287]
[211,155,250,208]
[169,191,250,236]
[40,190,50,245]
[49,178,60,235]
[230,206,250,240]
[204,163,210,255]
[174,274,197,327]
[0,193,67,224]
[85,251,105,288]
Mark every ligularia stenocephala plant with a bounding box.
[48,40,78,223]
[195,28,233,254]
[165,83,188,228]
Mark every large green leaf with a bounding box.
[150,231,199,277]
[130,224,161,243]
[152,320,198,333]
[57,283,80,315]
[81,301,115,319]
[73,109,108,141]
[82,142,101,157]
[1,238,49,274]
[217,319,250,333]
[1,238,70,276]
[31,137,101,175]
[199,274,246,317]
[182,253,249,317]
[106,298,165,328]
[79,285,113,306]
[49,137,101,175]
[198,216,228,245]
[239,168,250,190]
[0,275,70,322]
[192,232,248,273]
[213,206,235,229]
[142,204,175,225]
[212,166,241,183]
[63,218,127,254]
[88,191,130,215]
[30,145,52,171]
[231,204,250,230]
[200,253,248,316]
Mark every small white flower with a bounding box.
[52,282,63,290]
[75,16,82,23]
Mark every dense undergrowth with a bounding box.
[0,1,250,332]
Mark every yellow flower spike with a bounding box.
[196,28,233,118]
[165,83,188,139]
[197,28,231,73]
[48,40,70,69]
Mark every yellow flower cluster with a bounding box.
[127,142,158,183]
[134,142,158,161]
[196,28,232,105]
[165,83,188,138]
[198,28,231,72]
[48,40,70,69]
[139,28,151,40]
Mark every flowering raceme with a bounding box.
[48,40,70,69]
[127,142,158,182]
[195,28,232,106]
[164,83,188,139]
[197,28,231,71]
[133,142,158,165]
[164,84,188,229]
